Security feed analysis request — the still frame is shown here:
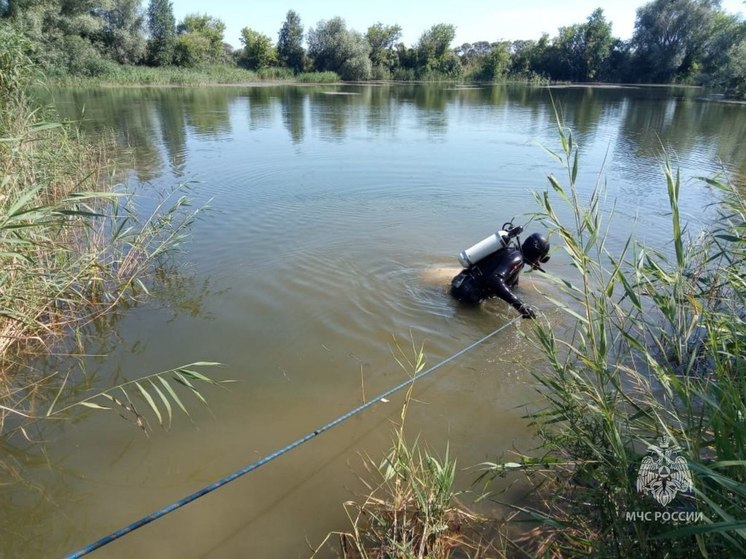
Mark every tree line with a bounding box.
[0,0,744,97]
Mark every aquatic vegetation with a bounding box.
[296,71,341,83]
[0,33,216,435]
[45,63,264,87]
[313,339,510,558]
[481,115,746,557]
[43,64,343,87]
[47,362,224,433]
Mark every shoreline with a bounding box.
[43,78,746,105]
[42,74,746,105]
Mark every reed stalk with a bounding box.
[313,337,511,558]
[482,114,746,557]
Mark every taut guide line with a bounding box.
[64,315,522,559]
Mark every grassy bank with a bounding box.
[45,63,342,87]
[43,61,547,88]
[480,122,746,557]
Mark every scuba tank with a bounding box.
[458,231,510,268]
[457,223,524,268]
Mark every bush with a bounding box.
[340,54,371,81]
[173,32,211,67]
[370,64,392,80]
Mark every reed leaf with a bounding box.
[158,377,190,418]
[135,381,162,427]
[49,363,224,432]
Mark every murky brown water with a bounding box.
[4,84,744,558]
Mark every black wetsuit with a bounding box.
[450,247,527,312]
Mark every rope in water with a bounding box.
[64,316,522,559]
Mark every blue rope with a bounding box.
[64,316,522,559]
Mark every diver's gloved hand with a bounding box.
[518,304,536,319]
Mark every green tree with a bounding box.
[147,0,175,66]
[176,13,225,60]
[239,27,276,70]
[307,17,371,80]
[277,9,304,72]
[510,39,541,76]
[455,41,491,66]
[724,38,746,98]
[475,42,511,81]
[700,11,746,93]
[365,22,401,73]
[100,0,146,65]
[604,38,634,82]
[395,42,416,69]
[4,0,112,75]
[580,8,614,80]
[632,0,718,82]
[172,31,209,66]
[416,23,460,76]
[548,9,614,81]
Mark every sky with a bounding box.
[170,0,746,49]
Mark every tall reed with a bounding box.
[0,26,210,434]
[45,63,261,87]
[486,115,746,557]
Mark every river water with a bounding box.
[5,84,744,558]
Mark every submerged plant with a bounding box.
[47,362,224,434]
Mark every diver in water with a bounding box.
[450,223,550,319]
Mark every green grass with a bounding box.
[296,71,341,83]
[481,111,746,557]
[46,63,263,87]
[42,60,550,88]
[43,63,342,87]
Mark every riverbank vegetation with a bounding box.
[0,24,216,435]
[46,63,340,87]
[1,1,744,96]
[477,121,746,556]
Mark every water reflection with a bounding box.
[312,90,357,142]
[43,84,745,186]
[279,88,306,144]
[157,93,188,176]
[246,87,274,131]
